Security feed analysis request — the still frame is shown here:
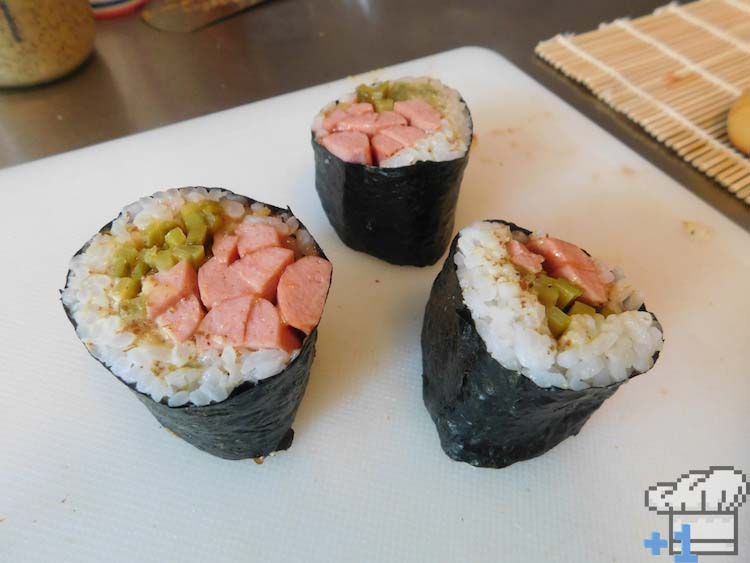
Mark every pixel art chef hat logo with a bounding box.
[644,466,749,561]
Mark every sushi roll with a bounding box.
[312,76,472,266]
[61,187,332,460]
[421,220,663,468]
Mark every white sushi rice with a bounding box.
[62,187,312,407]
[312,76,471,167]
[455,221,663,390]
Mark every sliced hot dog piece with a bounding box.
[212,234,239,264]
[393,99,442,132]
[333,112,378,135]
[373,111,407,133]
[156,294,204,343]
[322,107,348,132]
[320,131,372,165]
[371,133,405,164]
[347,102,374,114]
[197,295,254,346]
[226,246,295,302]
[527,236,608,306]
[198,257,232,309]
[244,298,301,353]
[379,125,426,147]
[507,239,544,274]
[554,265,608,306]
[277,256,332,334]
[237,222,281,258]
[527,236,590,267]
[145,260,199,320]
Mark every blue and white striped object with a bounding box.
[90,0,149,19]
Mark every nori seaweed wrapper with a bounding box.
[421,221,661,468]
[312,109,472,267]
[62,187,329,460]
[130,332,315,460]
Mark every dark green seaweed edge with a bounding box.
[60,187,330,460]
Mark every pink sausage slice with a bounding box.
[197,295,254,346]
[372,111,407,134]
[334,112,378,135]
[198,257,232,309]
[277,256,332,334]
[507,240,544,274]
[322,107,348,132]
[347,102,374,114]
[393,99,442,132]
[379,125,426,147]
[226,246,295,302]
[146,260,199,320]
[527,236,590,268]
[319,131,372,165]
[554,265,608,306]
[244,298,301,353]
[237,222,281,258]
[526,236,608,306]
[212,234,239,264]
[156,294,204,343]
[371,133,405,164]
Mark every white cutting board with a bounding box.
[1,47,748,563]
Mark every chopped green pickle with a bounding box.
[388,82,408,101]
[114,243,139,266]
[141,247,158,268]
[536,275,582,310]
[546,305,571,338]
[202,210,223,233]
[142,220,177,247]
[388,82,439,105]
[198,199,223,215]
[373,98,395,112]
[119,296,146,323]
[154,250,177,272]
[142,223,162,247]
[181,201,206,227]
[173,244,205,268]
[187,223,208,245]
[184,210,206,232]
[113,277,139,300]
[533,278,559,308]
[569,301,597,316]
[554,278,583,310]
[164,227,187,248]
[180,202,201,221]
[109,256,129,278]
[199,200,224,233]
[356,82,390,104]
[130,260,150,281]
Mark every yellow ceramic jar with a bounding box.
[0,0,95,87]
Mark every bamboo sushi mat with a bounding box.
[536,0,750,203]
